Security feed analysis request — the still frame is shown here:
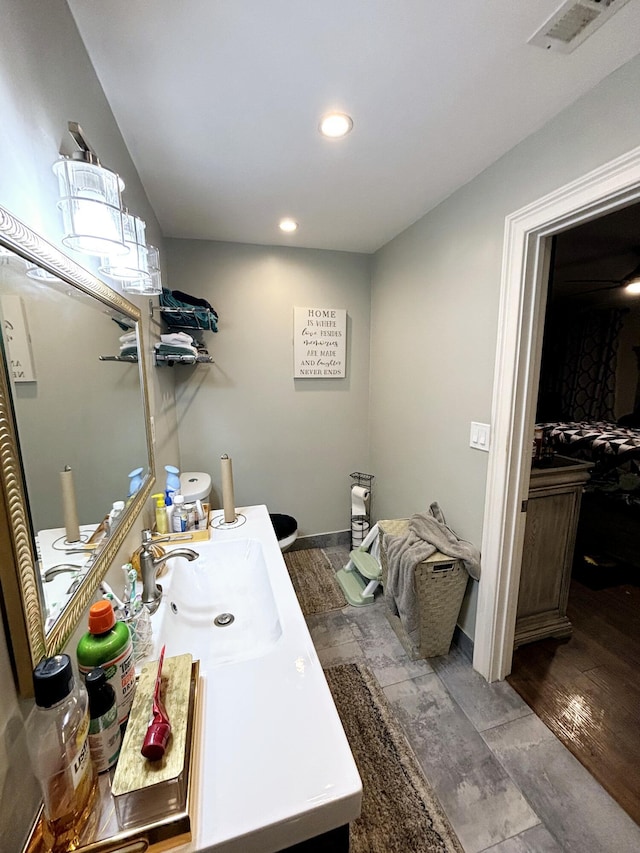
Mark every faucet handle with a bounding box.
[142,528,172,546]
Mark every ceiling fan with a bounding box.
[561,254,640,296]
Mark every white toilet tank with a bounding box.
[180,471,212,503]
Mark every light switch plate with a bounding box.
[470,421,490,452]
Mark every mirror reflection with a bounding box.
[0,246,150,633]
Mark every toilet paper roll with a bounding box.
[221,454,236,524]
[351,485,370,518]
[60,465,80,543]
[351,517,370,547]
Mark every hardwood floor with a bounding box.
[508,575,640,827]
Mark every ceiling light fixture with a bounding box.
[119,244,162,295]
[99,210,152,291]
[25,263,63,283]
[279,218,298,233]
[146,245,162,293]
[53,122,126,257]
[319,112,353,139]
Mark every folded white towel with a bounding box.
[161,332,195,345]
[154,342,199,357]
[119,331,137,344]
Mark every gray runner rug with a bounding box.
[284,548,347,615]
[325,662,464,853]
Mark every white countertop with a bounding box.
[150,505,362,853]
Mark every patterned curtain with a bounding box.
[559,308,626,421]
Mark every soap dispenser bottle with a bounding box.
[152,492,169,534]
[26,654,98,853]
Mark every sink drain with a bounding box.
[214,612,235,627]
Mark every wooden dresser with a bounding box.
[514,455,592,648]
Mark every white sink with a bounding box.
[142,506,361,853]
[152,538,282,666]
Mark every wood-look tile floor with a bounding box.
[508,577,640,826]
[308,545,640,852]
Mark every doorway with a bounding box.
[473,143,640,684]
[506,206,640,824]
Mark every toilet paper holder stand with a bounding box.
[350,472,374,550]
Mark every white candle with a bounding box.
[60,465,80,542]
[221,454,236,523]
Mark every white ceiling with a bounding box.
[66,0,640,254]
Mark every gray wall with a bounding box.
[0,2,178,847]
[166,239,372,536]
[2,0,640,846]
[369,53,640,637]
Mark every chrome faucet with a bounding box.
[139,529,199,614]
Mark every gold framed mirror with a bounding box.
[0,204,155,694]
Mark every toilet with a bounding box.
[180,471,212,504]
[269,513,298,552]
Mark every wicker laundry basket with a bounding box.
[378,518,469,658]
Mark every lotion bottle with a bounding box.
[26,655,97,853]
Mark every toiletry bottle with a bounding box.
[171,494,188,532]
[26,654,97,853]
[165,464,180,505]
[194,499,206,529]
[77,600,135,733]
[108,500,125,530]
[183,501,196,531]
[85,667,122,773]
[152,492,169,534]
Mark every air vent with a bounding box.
[528,0,632,53]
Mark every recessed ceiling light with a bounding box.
[279,218,298,233]
[319,112,353,139]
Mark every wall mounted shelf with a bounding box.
[149,298,218,332]
[99,353,214,366]
[99,354,139,363]
[154,352,214,367]
[148,298,216,366]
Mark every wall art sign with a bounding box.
[1,295,37,382]
[293,306,347,378]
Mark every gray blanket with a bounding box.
[383,503,481,648]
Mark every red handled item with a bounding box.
[141,644,171,761]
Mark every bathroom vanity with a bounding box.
[143,504,362,853]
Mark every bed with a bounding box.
[537,420,640,568]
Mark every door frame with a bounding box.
[473,144,640,682]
